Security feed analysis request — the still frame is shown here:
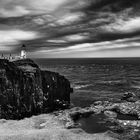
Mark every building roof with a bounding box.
[22,44,26,49]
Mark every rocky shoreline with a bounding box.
[0,93,139,140]
[55,92,140,139]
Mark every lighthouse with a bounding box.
[21,44,27,59]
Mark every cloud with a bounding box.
[47,39,67,43]
[56,12,84,25]
[0,0,68,17]
[47,33,89,43]
[0,6,30,17]
[0,30,40,51]
[29,0,68,13]
[31,36,140,58]
[108,17,140,33]
[1,0,140,57]
[33,18,46,25]
[64,34,88,42]
[114,17,140,33]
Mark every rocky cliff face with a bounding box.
[0,59,73,119]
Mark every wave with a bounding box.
[95,80,132,86]
[74,84,91,90]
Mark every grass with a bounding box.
[0,114,117,140]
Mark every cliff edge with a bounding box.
[0,59,73,119]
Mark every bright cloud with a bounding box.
[0,6,29,17]
[0,30,40,51]
[56,12,84,25]
[0,0,68,17]
[64,34,88,41]
[105,17,140,33]
[47,39,67,43]
[28,0,67,11]
[0,30,39,43]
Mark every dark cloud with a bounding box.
[83,0,140,12]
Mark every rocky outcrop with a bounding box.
[41,70,71,111]
[59,100,140,128]
[0,59,73,119]
[54,93,140,139]
[121,92,138,102]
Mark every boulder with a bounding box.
[104,111,117,118]
[121,92,138,102]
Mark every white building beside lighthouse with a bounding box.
[20,44,27,59]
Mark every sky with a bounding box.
[0,0,140,58]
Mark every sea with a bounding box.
[34,58,140,108]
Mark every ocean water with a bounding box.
[34,58,140,107]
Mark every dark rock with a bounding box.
[52,92,140,139]
[0,59,73,119]
[57,100,140,133]
[121,92,138,102]
[41,70,72,111]
[65,122,80,129]
[111,125,125,134]
[104,111,117,118]
[93,101,103,106]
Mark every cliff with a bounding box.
[0,59,73,119]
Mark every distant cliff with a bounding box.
[0,59,73,119]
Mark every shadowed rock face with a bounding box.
[0,59,73,119]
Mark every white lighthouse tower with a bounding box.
[21,44,27,59]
